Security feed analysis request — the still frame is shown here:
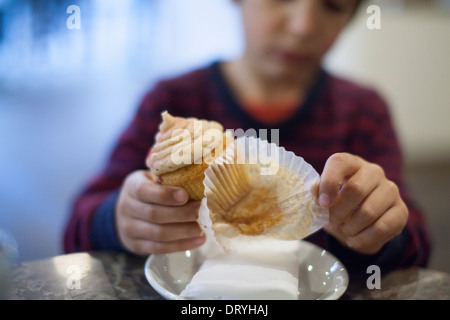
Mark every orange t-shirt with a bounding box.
[242,100,299,125]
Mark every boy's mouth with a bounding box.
[277,50,311,64]
[274,49,312,64]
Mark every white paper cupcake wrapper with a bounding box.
[198,136,329,251]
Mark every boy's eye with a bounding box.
[269,0,355,14]
[271,0,296,3]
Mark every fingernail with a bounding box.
[173,190,187,203]
[194,236,206,245]
[319,194,331,208]
[346,238,356,248]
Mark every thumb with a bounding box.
[319,153,361,208]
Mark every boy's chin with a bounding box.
[263,62,317,82]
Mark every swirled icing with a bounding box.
[146,111,226,175]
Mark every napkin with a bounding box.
[179,238,300,300]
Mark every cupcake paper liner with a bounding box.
[198,136,329,251]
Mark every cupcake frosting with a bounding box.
[146,111,226,175]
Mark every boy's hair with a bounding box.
[356,0,366,11]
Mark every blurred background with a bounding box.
[0,0,449,272]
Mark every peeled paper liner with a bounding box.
[198,136,329,252]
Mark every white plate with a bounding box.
[144,240,348,300]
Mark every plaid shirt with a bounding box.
[64,62,431,275]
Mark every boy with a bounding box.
[64,0,430,275]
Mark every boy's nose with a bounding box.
[286,0,320,40]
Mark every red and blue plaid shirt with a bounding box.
[64,62,431,275]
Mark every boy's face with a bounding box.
[237,0,360,81]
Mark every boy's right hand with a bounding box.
[115,170,205,255]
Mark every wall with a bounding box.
[325,2,450,165]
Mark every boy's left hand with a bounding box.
[316,153,409,255]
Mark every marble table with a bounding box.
[4,251,450,300]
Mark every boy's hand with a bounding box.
[115,170,205,255]
[316,153,408,255]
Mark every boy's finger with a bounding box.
[128,171,189,206]
[318,153,363,208]
[127,199,201,224]
[128,220,203,242]
[339,180,395,237]
[327,164,380,226]
[345,206,405,254]
[311,181,319,200]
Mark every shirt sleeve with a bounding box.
[63,83,168,253]
[88,190,124,251]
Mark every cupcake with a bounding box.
[199,136,329,250]
[146,111,232,201]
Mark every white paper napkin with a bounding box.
[180,238,300,300]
